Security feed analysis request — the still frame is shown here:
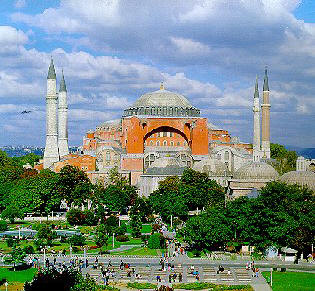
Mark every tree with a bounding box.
[34,224,56,248]
[94,224,109,249]
[183,208,233,251]
[270,143,297,174]
[130,214,142,238]
[129,197,152,222]
[4,246,26,271]
[57,165,92,206]
[68,234,86,246]
[1,204,24,223]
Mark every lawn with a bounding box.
[262,271,315,291]
[122,222,152,234]
[0,267,37,283]
[111,247,165,256]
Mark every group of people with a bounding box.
[246,261,259,277]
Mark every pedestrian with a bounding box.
[178,273,182,282]
[255,268,259,278]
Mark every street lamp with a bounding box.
[4,281,8,291]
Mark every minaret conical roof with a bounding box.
[254,76,259,98]
[59,70,67,92]
[263,67,269,91]
[47,58,56,79]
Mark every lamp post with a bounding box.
[70,245,72,258]
[84,246,87,268]
[112,233,115,249]
[43,247,46,268]
[270,267,273,287]
[4,281,8,291]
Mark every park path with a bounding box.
[251,273,272,291]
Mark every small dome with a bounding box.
[145,157,186,176]
[193,158,230,176]
[234,162,279,180]
[279,171,315,191]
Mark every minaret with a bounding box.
[253,76,261,162]
[43,58,60,168]
[261,67,271,159]
[58,70,69,157]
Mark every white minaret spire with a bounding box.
[253,76,261,162]
[58,70,69,157]
[44,57,60,168]
[261,67,271,159]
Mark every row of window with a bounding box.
[145,140,188,147]
[216,151,230,160]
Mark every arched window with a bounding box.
[163,140,167,146]
[170,132,173,137]
[150,141,153,146]
[177,142,181,146]
[106,151,110,161]
[157,141,160,146]
[184,141,187,146]
[163,132,167,137]
[170,141,174,146]
[224,151,229,160]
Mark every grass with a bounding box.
[111,247,164,256]
[123,222,152,234]
[127,282,157,289]
[173,282,253,290]
[0,267,37,283]
[262,271,315,291]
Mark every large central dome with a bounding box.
[123,85,200,117]
[134,89,192,107]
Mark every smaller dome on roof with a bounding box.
[193,158,230,176]
[234,162,279,180]
[279,171,315,191]
[145,157,186,176]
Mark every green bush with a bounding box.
[6,238,18,248]
[116,235,130,242]
[23,245,35,254]
[173,282,253,290]
[115,224,127,236]
[0,220,8,231]
[147,233,165,249]
[68,234,86,246]
[83,210,98,226]
[66,209,85,226]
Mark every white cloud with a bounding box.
[14,0,26,9]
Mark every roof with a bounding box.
[59,71,67,92]
[145,157,186,175]
[47,58,56,79]
[193,157,230,176]
[133,88,192,108]
[234,161,279,180]
[279,170,315,191]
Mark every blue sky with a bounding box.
[0,0,314,148]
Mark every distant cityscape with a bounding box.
[0,146,79,157]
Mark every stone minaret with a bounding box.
[58,70,69,157]
[261,67,271,159]
[253,76,261,162]
[44,58,60,168]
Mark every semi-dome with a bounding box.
[145,156,186,176]
[123,84,200,117]
[279,171,315,191]
[193,158,230,176]
[234,162,279,180]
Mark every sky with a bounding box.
[0,0,314,148]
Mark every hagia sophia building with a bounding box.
[35,59,315,198]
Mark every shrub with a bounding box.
[0,220,8,231]
[23,245,34,254]
[147,233,164,249]
[68,234,86,246]
[6,238,17,248]
[83,210,98,226]
[105,215,119,228]
[127,282,157,289]
[115,224,127,236]
[152,223,160,232]
[66,209,85,226]
[116,235,130,242]
[80,226,93,235]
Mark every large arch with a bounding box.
[122,116,208,155]
[143,126,189,144]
